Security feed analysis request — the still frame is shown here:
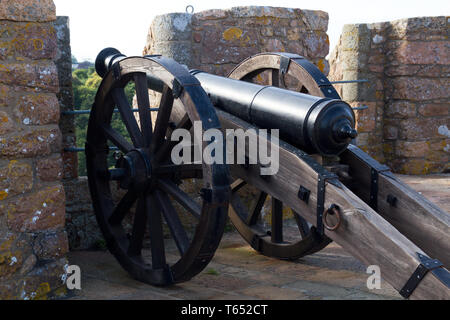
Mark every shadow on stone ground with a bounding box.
[66,174,448,300]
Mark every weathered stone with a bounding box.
[20,254,37,275]
[0,160,33,200]
[150,41,193,67]
[33,231,69,260]
[0,0,56,22]
[1,22,57,60]
[36,156,63,182]
[340,24,371,52]
[263,38,285,52]
[261,27,274,37]
[194,9,228,21]
[301,10,328,32]
[230,6,297,19]
[6,184,65,232]
[368,64,383,73]
[352,102,377,133]
[399,118,450,140]
[395,141,430,157]
[394,159,436,175]
[385,101,416,119]
[61,150,78,180]
[418,104,449,117]
[0,127,61,158]
[19,258,68,300]
[0,111,14,135]
[0,61,59,92]
[314,58,330,76]
[285,42,306,57]
[151,13,192,42]
[0,84,12,107]
[385,64,447,77]
[193,32,202,43]
[302,32,329,58]
[15,93,60,125]
[391,77,449,101]
[286,28,300,41]
[201,43,259,65]
[388,16,447,41]
[383,125,399,140]
[211,27,258,47]
[392,41,449,65]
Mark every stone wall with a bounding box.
[144,6,330,76]
[0,0,69,299]
[329,17,449,174]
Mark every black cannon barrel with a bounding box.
[95,48,357,156]
[191,70,357,156]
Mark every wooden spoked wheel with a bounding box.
[226,52,339,260]
[86,56,229,286]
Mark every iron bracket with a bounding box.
[172,78,184,99]
[399,252,449,298]
[279,55,291,88]
[298,186,311,204]
[316,173,336,236]
[112,62,121,80]
[369,166,390,211]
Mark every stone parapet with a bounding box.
[144,6,330,76]
[329,16,449,174]
[0,0,68,300]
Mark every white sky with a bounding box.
[54,0,450,62]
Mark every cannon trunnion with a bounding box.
[86,48,450,299]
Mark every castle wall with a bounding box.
[0,0,69,299]
[329,17,449,174]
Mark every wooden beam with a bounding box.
[341,146,450,269]
[216,109,450,300]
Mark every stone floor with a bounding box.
[66,174,449,300]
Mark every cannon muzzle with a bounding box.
[95,47,127,78]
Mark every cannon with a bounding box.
[86,48,450,299]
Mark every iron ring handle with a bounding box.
[323,204,342,231]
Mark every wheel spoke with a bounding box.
[145,194,167,269]
[152,85,174,153]
[231,179,247,194]
[112,88,144,147]
[293,211,310,239]
[109,191,138,225]
[127,196,148,256]
[246,191,267,225]
[271,198,283,243]
[101,124,133,153]
[158,179,201,220]
[154,114,192,163]
[155,190,190,256]
[134,73,153,147]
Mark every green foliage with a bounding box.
[73,67,134,176]
[205,268,220,276]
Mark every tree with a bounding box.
[71,55,78,64]
[73,68,134,176]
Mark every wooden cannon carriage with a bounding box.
[86,48,450,299]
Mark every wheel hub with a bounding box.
[116,149,152,192]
